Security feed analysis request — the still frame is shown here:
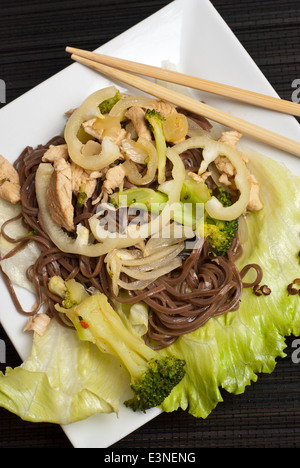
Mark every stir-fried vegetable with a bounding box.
[3,84,297,429]
[56,290,186,412]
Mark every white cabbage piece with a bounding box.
[0,198,41,292]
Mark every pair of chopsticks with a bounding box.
[66,46,300,158]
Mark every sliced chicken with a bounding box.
[0,155,21,204]
[188,171,211,184]
[93,163,126,204]
[150,100,177,118]
[42,144,69,163]
[71,162,101,199]
[47,158,74,231]
[125,106,152,141]
[82,118,102,140]
[82,118,127,146]
[217,131,263,211]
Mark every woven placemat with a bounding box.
[0,0,299,449]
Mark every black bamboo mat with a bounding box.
[0,0,300,449]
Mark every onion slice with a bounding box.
[123,137,158,186]
[171,136,251,221]
[64,86,121,171]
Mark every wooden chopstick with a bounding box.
[67,52,300,158]
[66,46,300,117]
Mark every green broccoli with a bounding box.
[145,109,167,185]
[76,184,88,209]
[58,290,186,413]
[111,187,200,227]
[111,187,168,212]
[99,90,121,114]
[204,187,239,257]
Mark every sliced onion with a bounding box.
[64,87,122,171]
[118,243,184,268]
[123,137,158,186]
[121,139,148,164]
[158,147,186,204]
[117,278,155,291]
[89,202,172,243]
[105,236,185,295]
[121,258,182,281]
[171,136,251,221]
[109,95,158,119]
[144,223,194,256]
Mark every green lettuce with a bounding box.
[0,320,129,424]
[159,148,300,417]
[0,148,299,424]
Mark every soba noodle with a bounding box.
[0,136,263,349]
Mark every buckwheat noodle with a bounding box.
[0,136,263,349]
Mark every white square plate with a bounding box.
[0,0,299,448]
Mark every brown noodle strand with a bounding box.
[1,136,264,348]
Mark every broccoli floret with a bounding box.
[99,90,121,114]
[126,356,186,412]
[214,187,234,207]
[204,188,239,257]
[145,109,167,185]
[111,187,168,211]
[76,184,88,209]
[59,291,186,413]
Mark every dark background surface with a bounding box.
[0,0,300,449]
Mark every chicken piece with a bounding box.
[81,140,102,157]
[93,164,126,204]
[150,100,177,119]
[82,118,102,140]
[188,171,211,184]
[218,173,232,186]
[219,130,242,148]
[125,106,152,141]
[103,164,126,194]
[107,128,127,146]
[0,155,21,204]
[82,118,128,147]
[216,131,263,211]
[71,162,101,199]
[47,158,74,231]
[42,144,69,163]
[23,313,51,337]
[247,173,263,211]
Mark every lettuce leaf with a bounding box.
[0,149,299,424]
[0,319,129,424]
[159,149,300,417]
